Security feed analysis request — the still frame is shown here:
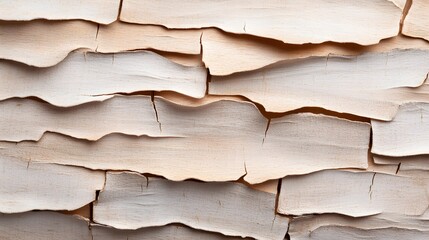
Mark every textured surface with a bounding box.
[1,1,429,239]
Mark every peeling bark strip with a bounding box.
[120,0,401,45]
[243,113,370,184]
[210,49,429,120]
[0,0,120,24]
[0,51,206,106]
[96,21,202,55]
[0,212,91,240]
[0,96,160,142]
[202,30,429,76]
[403,0,429,41]
[0,20,202,67]
[290,226,429,240]
[278,170,429,217]
[374,155,429,171]
[94,172,289,240]
[372,103,429,156]
[92,224,248,240]
[0,20,97,67]
[0,156,104,213]
[289,213,429,238]
[0,97,369,183]
[289,213,429,239]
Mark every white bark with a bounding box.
[373,155,429,171]
[210,49,429,120]
[0,211,91,240]
[0,96,160,141]
[278,170,429,217]
[0,97,369,183]
[0,20,202,67]
[372,102,429,156]
[92,224,248,240]
[120,0,402,45]
[96,21,202,55]
[0,0,120,24]
[94,172,289,240]
[0,20,97,67]
[0,156,104,213]
[0,51,206,107]
[403,0,429,41]
[202,31,429,76]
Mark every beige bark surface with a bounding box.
[0,20,97,67]
[0,97,369,183]
[403,0,429,41]
[94,172,289,240]
[278,170,429,217]
[202,31,429,75]
[92,224,248,240]
[0,0,120,24]
[0,212,91,240]
[290,226,429,240]
[289,213,429,237]
[96,21,202,55]
[120,0,402,45]
[374,155,429,171]
[372,102,429,156]
[0,51,206,106]
[0,20,202,67]
[0,156,104,213]
[210,49,429,120]
[0,96,160,142]
[244,113,370,184]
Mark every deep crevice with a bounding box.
[262,118,271,145]
[117,0,124,20]
[369,172,376,200]
[151,92,162,133]
[399,0,413,33]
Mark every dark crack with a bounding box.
[151,93,162,133]
[369,173,376,200]
[262,118,271,145]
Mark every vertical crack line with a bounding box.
[275,179,282,212]
[262,118,271,145]
[243,22,247,32]
[205,68,211,95]
[325,53,331,73]
[396,162,402,174]
[90,224,94,240]
[151,92,162,133]
[243,162,248,177]
[89,201,94,223]
[400,0,413,33]
[369,173,376,200]
[271,179,282,230]
[94,24,100,52]
[95,24,100,40]
[199,31,204,55]
[117,0,124,20]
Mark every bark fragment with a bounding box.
[372,102,429,156]
[0,211,91,240]
[120,0,402,45]
[278,170,429,217]
[0,156,104,213]
[0,0,120,24]
[0,51,206,106]
[403,0,429,41]
[0,97,369,183]
[210,49,429,120]
[93,172,289,240]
